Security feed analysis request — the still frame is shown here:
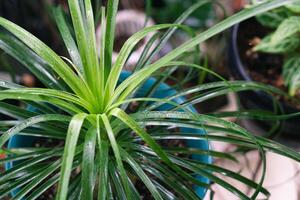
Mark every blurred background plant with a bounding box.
[254,1,300,97]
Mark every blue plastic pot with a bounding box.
[6,71,211,198]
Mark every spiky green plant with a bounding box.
[0,0,300,200]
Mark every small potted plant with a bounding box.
[1,0,300,199]
[229,1,300,137]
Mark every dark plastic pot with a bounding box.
[6,71,211,198]
[228,21,300,138]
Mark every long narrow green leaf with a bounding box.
[0,149,52,165]
[0,89,86,114]
[26,173,60,200]
[0,151,60,184]
[109,162,128,199]
[56,113,88,200]
[96,115,109,200]
[101,114,131,199]
[140,0,211,68]
[104,0,119,79]
[172,157,251,200]
[105,24,183,101]
[137,131,300,163]
[111,108,172,165]
[0,114,70,148]
[136,153,201,200]
[163,147,237,162]
[97,141,109,200]
[112,0,294,103]
[134,32,162,72]
[144,0,293,81]
[84,0,100,98]
[53,6,83,72]
[126,175,141,200]
[0,17,89,97]
[0,166,48,199]
[0,33,67,91]
[0,79,23,90]
[0,80,62,114]
[110,108,209,190]
[112,61,224,105]
[81,127,96,200]
[67,0,101,111]
[0,102,36,120]
[13,160,61,200]
[67,0,89,80]
[99,7,107,111]
[121,150,163,200]
[131,110,267,199]
[67,174,81,200]
[0,88,90,108]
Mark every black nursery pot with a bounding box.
[228,19,300,138]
